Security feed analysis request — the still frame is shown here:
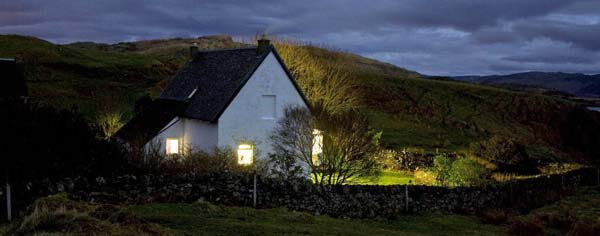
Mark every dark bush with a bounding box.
[470,136,537,174]
[129,147,262,176]
[508,217,546,236]
[0,100,128,182]
[480,208,513,225]
[568,220,600,236]
[537,208,577,231]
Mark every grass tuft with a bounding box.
[4,194,172,236]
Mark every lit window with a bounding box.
[166,138,179,155]
[312,129,323,166]
[237,144,253,165]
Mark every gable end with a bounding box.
[211,46,311,122]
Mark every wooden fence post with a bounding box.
[5,181,11,222]
[404,184,409,212]
[253,174,257,208]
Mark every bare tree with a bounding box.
[270,105,315,177]
[271,105,381,185]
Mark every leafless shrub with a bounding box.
[271,105,381,185]
[97,111,123,139]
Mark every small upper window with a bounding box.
[237,144,253,165]
[166,138,180,155]
[261,95,276,119]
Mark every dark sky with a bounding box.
[2,0,600,76]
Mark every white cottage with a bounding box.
[115,39,310,165]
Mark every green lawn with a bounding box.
[350,170,414,185]
[128,202,506,236]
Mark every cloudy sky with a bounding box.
[2,0,600,75]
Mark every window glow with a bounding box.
[166,138,179,155]
[237,144,253,165]
[312,129,323,166]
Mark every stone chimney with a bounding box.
[190,42,198,58]
[257,37,271,54]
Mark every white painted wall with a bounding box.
[182,118,218,152]
[218,52,308,160]
[145,117,218,154]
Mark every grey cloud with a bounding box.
[1,0,600,75]
[513,21,600,51]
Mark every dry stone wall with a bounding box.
[1,168,598,220]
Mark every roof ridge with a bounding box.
[197,46,257,53]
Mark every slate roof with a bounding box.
[162,46,289,122]
[113,99,187,144]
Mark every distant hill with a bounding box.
[1,34,600,165]
[454,72,600,98]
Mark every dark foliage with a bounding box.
[559,107,600,164]
[479,208,514,225]
[127,148,257,176]
[268,153,305,182]
[133,94,153,116]
[471,136,539,174]
[568,221,600,236]
[0,100,128,183]
[0,59,28,99]
[509,217,545,236]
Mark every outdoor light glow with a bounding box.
[312,129,323,166]
[166,138,179,155]
[237,144,253,165]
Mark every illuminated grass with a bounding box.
[350,170,414,185]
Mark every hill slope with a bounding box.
[454,72,600,98]
[1,34,599,164]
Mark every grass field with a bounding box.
[1,194,506,236]
[5,187,600,235]
[128,202,505,236]
[351,170,414,185]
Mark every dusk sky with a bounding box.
[2,0,600,76]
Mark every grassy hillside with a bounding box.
[274,44,599,162]
[1,34,598,163]
[0,34,244,119]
